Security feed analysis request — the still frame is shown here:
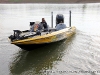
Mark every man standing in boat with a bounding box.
[39,18,48,32]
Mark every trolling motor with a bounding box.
[9,30,22,41]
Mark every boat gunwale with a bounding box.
[11,27,75,44]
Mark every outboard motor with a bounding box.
[56,14,64,25]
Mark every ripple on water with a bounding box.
[55,30,100,75]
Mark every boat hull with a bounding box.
[10,26,76,50]
[15,38,66,50]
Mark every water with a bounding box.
[0,3,100,75]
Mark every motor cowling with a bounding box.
[56,14,64,25]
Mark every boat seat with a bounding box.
[49,28,56,32]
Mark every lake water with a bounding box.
[0,3,100,75]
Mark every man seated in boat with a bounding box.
[29,19,49,35]
[55,21,67,31]
[30,18,48,32]
[29,21,41,36]
[30,21,40,32]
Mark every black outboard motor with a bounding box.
[56,14,64,25]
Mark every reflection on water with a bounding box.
[10,37,74,75]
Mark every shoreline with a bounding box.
[0,0,100,4]
[0,2,100,4]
